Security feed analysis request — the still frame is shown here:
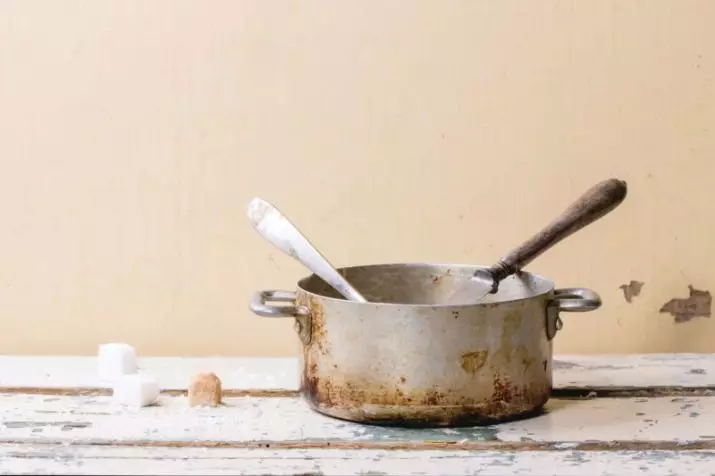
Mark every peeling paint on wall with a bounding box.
[619,280,645,303]
[659,285,712,323]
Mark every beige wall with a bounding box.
[0,1,713,356]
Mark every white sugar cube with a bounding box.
[112,373,159,407]
[97,343,137,381]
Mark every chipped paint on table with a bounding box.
[1,394,714,446]
[2,445,715,476]
[0,394,502,446]
[1,354,714,475]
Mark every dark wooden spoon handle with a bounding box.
[489,178,628,280]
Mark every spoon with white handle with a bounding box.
[246,197,367,302]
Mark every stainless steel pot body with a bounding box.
[250,263,600,427]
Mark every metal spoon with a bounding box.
[444,178,628,305]
[246,197,367,302]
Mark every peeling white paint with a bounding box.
[0,394,713,444]
[1,354,714,475]
[1,445,714,475]
[554,354,715,388]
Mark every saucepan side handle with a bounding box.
[250,290,312,345]
[546,288,602,340]
[250,290,307,317]
[550,288,602,312]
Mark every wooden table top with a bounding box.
[1,353,714,475]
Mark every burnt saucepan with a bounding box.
[250,262,600,427]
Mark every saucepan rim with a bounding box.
[295,261,558,308]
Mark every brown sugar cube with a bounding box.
[188,372,222,407]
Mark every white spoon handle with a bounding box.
[246,197,367,302]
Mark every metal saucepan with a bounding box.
[250,262,601,427]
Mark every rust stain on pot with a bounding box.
[619,280,644,303]
[305,294,329,355]
[301,362,549,427]
[485,371,549,421]
[303,376,450,409]
[514,345,535,368]
[460,351,488,375]
[492,312,522,366]
[660,285,712,323]
[491,372,517,404]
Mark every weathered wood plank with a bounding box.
[1,393,714,446]
[555,354,715,390]
[1,444,713,475]
[1,354,715,393]
[0,356,299,392]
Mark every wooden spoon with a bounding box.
[444,178,628,305]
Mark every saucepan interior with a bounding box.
[297,262,554,306]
